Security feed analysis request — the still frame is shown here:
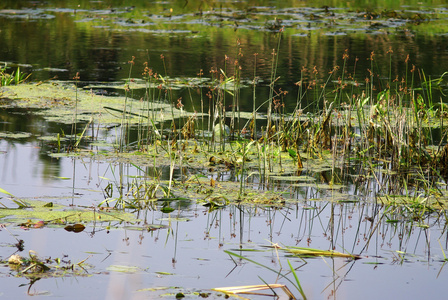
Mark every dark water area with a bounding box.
[1,0,448,92]
[1,1,448,300]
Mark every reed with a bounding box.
[88,31,448,214]
[71,72,80,147]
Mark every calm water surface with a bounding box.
[1,1,448,299]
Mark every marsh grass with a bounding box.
[5,5,448,298]
[225,249,307,299]
[0,65,31,86]
[55,28,448,224]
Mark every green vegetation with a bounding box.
[3,37,447,298]
[1,1,448,298]
[0,65,30,86]
[2,35,448,215]
[6,250,92,279]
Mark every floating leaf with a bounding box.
[0,131,32,139]
[161,207,175,213]
[34,221,45,228]
[1,82,202,125]
[158,217,190,222]
[156,271,175,275]
[107,265,140,273]
[0,199,137,224]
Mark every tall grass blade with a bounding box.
[287,259,307,300]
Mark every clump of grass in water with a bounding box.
[94,36,448,208]
[0,64,31,86]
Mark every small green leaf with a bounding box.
[287,149,297,159]
[0,187,13,197]
[161,207,175,213]
[155,271,175,275]
[386,219,400,223]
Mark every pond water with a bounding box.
[1,1,448,299]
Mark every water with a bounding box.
[1,1,448,299]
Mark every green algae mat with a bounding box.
[0,82,198,125]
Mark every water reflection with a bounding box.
[1,148,447,298]
[1,1,448,299]
[1,1,447,93]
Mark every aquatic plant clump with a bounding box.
[2,45,448,212]
[0,65,31,86]
[1,3,448,300]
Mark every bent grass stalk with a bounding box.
[225,250,307,299]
